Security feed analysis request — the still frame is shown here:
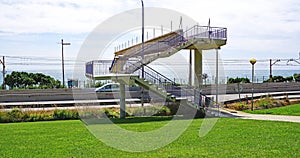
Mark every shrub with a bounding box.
[103,108,120,118]
[53,109,79,120]
[227,102,249,111]
[8,108,28,122]
[255,96,275,109]
[0,111,10,123]
[78,108,106,119]
[153,106,171,116]
[0,108,80,123]
[128,106,171,116]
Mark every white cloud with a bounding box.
[2,0,300,36]
[0,0,130,33]
[1,0,300,62]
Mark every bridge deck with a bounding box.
[114,30,182,56]
[109,25,227,73]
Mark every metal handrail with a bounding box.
[127,31,184,59]
[109,57,116,71]
[109,25,227,72]
[143,64,176,85]
[126,61,175,86]
[126,61,214,107]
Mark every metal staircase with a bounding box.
[105,25,227,117]
[124,61,211,114]
[109,25,227,74]
[126,61,176,100]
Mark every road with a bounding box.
[1,82,300,108]
[0,99,140,107]
[0,88,149,103]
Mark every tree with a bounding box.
[272,76,286,82]
[285,76,294,82]
[202,73,208,85]
[294,73,300,82]
[227,77,250,84]
[264,75,288,83]
[4,71,62,89]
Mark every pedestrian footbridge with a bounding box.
[86,24,227,118]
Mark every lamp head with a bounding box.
[250,58,257,65]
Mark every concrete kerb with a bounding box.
[219,107,300,123]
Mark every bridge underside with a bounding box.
[185,38,226,50]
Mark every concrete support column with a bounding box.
[119,83,126,118]
[194,49,203,88]
[188,49,192,86]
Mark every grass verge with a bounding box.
[244,104,300,116]
[0,118,299,157]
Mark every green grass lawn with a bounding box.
[0,118,299,157]
[245,104,300,116]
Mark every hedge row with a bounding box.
[0,106,173,123]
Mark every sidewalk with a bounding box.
[220,108,300,123]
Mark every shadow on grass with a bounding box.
[82,116,173,125]
[82,116,204,125]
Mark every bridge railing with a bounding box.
[126,61,176,89]
[110,31,185,73]
[125,61,213,107]
[185,25,227,40]
[109,25,227,73]
[125,30,184,59]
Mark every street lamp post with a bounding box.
[250,58,256,111]
[60,39,71,88]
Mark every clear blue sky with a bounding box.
[1,0,300,70]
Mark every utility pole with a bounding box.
[287,59,300,65]
[140,0,145,109]
[0,56,5,89]
[269,59,271,81]
[60,39,71,88]
[269,59,280,82]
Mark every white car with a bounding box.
[94,83,151,101]
[95,83,120,92]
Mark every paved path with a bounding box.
[220,109,300,123]
[208,91,300,103]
